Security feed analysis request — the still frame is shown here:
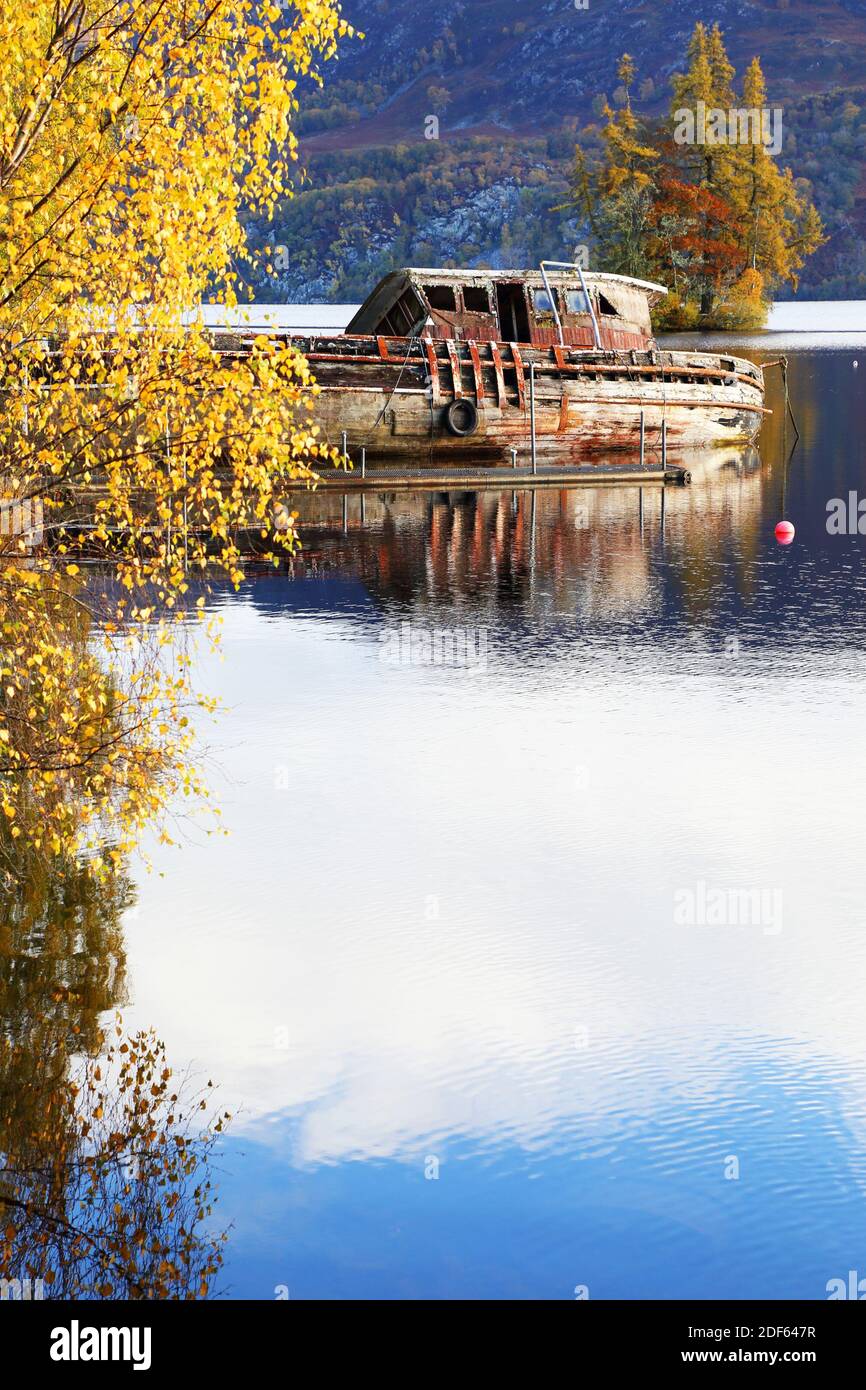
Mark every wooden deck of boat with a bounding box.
[304,463,691,490]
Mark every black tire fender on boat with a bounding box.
[444,398,479,437]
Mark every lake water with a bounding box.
[23,305,866,1299]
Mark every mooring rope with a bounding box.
[361,335,423,451]
[762,356,800,441]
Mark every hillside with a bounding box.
[244,0,866,301]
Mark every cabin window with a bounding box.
[533,288,556,315]
[495,282,531,342]
[565,289,590,315]
[424,285,457,312]
[463,285,491,314]
[381,289,425,335]
[597,292,619,317]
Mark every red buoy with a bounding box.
[775,520,796,545]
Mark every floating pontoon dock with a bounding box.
[301,461,691,491]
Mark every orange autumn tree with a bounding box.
[645,148,744,328]
[0,1,355,860]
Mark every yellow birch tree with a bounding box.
[0,1,355,860]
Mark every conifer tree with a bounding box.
[594,55,660,278]
[730,57,825,296]
[707,22,736,108]
[670,24,739,312]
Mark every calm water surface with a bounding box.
[116,313,866,1299]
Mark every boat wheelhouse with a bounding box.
[344,266,664,352]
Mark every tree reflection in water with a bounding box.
[0,827,228,1298]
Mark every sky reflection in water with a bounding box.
[122,335,866,1298]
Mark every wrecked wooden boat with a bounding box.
[222,265,769,462]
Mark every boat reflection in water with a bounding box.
[271,444,765,626]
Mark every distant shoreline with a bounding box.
[195,299,865,337]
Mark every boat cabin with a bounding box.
[344,268,667,351]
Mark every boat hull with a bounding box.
[296,337,767,462]
[312,387,764,459]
